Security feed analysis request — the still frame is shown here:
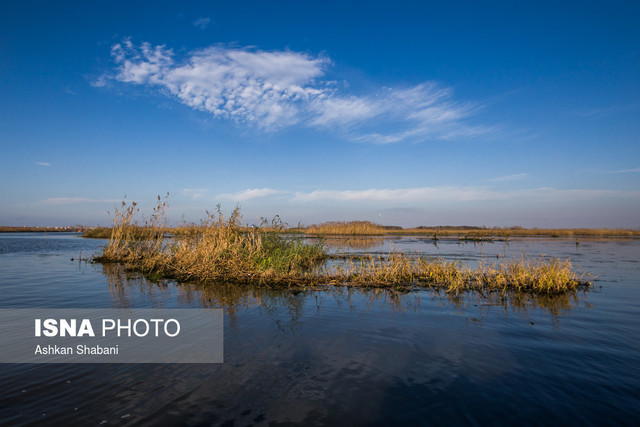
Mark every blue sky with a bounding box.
[1,0,639,227]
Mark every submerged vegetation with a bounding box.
[93,197,590,295]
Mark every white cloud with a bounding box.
[36,162,51,167]
[107,40,487,141]
[38,197,120,205]
[217,188,285,201]
[110,40,326,129]
[194,17,211,30]
[486,173,527,182]
[181,188,207,199]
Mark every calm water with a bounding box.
[0,232,639,425]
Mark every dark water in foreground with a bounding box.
[0,233,639,425]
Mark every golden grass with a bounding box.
[95,200,325,285]
[81,227,113,238]
[303,221,391,235]
[321,254,585,294]
[93,198,590,295]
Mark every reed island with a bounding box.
[89,197,593,295]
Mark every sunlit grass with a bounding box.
[320,253,584,294]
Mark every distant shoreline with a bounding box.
[0,227,83,233]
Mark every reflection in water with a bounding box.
[101,262,589,324]
[437,289,590,317]
[313,236,385,251]
[103,263,174,309]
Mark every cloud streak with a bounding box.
[107,40,488,142]
[292,187,504,203]
[213,186,640,205]
[36,162,51,166]
[486,173,527,182]
[217,188,285,201]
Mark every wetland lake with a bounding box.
[0,232,638,425]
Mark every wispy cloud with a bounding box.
[603,167,640,174]
[217,188,285,201]
[572,106,619,117]
[214,186,640,205]
[570,103,640,118]
[292,187,504,203]
[36,162,51,167]
[193,17,211,30]
[90,76,107,88]
[181,188,207,199]
[486,173,527,182]
[38,197,120,205]
[106,40,488,142]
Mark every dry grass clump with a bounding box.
[322,254,584,294]
[94,197,589,294]
[470,258,581,294]
[95,199,324,285]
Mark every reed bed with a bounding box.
[93,199,589,295]
[303,221,391,235]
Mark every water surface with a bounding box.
[0,233,638,425]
